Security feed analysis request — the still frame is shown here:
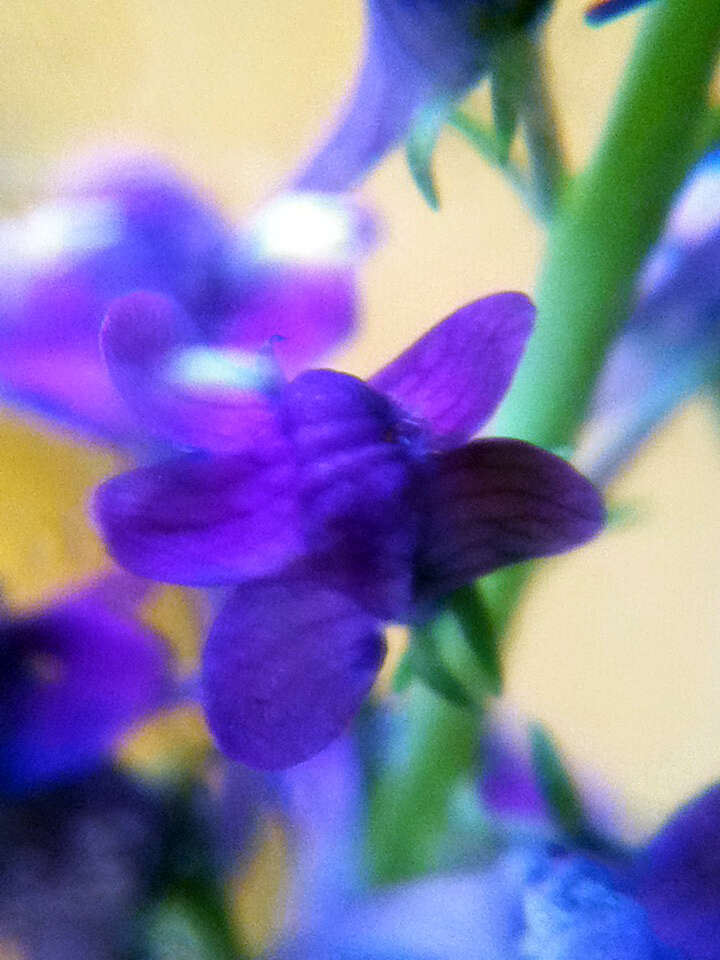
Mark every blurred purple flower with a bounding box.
[95,290,603,769]
[0,766,165,960]
[0,574,171,791]
[295,0,551,192]
[0,152,373,443]
[273,782,720,959]
[578,147,720,484]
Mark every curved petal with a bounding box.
[284,369,415,620]
[102,291,284,452]
[630,783,720,960]
[202,575,385,769]
[294,0,493,192]
[414,439,605,606]
[0,578,171,791]
[95,445,301,587]
[371,293,535,447]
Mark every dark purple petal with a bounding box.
[630,783,720,960]
[202,575,385,769]
[0,577,171,791]
[102,291,284,452]
[414,439,605,605]
[95,444,301,587]
[371,293,535,446]
[283,369,416,620]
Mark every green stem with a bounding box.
[369,0,720,885]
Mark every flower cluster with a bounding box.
[0,152,373,443]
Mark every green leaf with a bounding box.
[391,648,414,693]
[409,624,472,708]
[450,584,502,696]
[529,722,585,837]
[405,100,450,209]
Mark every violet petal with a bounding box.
[95,445,301,587]
[414,439,605,606]
[0,579,171,790]
[631,783,720,960]
[371,293,535,447]
[283,369,415,620]
[103,291,283,453]
[202,575,385,769]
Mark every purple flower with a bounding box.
[578,147,720,484]
[0,574,171,791]
[95,290,604,769]
[273,782,720,959]
[0,152,372,443]
[295,0,551,192]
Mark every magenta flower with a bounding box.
[95,291,604,769]
[0,575,170,791]
[296,0,551,192]
[0,153,372,443]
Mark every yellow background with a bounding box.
[0,0,718,843]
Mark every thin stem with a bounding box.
[449,110,536,210]
[368,0,720,885]
[515,32,568,220]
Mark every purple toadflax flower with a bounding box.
[295,0,552,193]
[0,151,372,443]
[0,574,171,792]
[95,289,604,769]
[577,146,720,484]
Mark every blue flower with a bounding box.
[0,574,171,792]
[272,779,720,959]
[0,152,373,443]
[295,0,551,192]
[578,147,720,483]
[95,291,603,768]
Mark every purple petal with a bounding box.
[202,575,385,769]
[0,153,229,441]
[631,783,720,960]
[414,439,605,605]
[283,369,415,620]
[95,445,301,586]
[0,577,170,790]
[217,265,357,377]
[102,291,284,452]
[371,293,535,447]
[294,0,492,191]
